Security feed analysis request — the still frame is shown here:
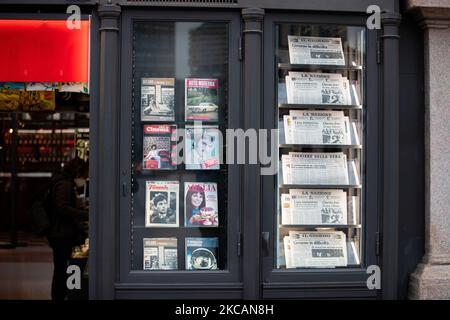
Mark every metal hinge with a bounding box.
[237,232,242,257]
[376,40,382,64]
[376,232,382,256]
[239,36,244,61]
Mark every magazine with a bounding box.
[184,182,218,227]
[185,125,220,170]
[288,36,346,66]
[284,189,348,225]
[285,231,348,268]
[142,124,177,170]
[141,78,175,121]
[185,237,218,270]
[185,78,219,121]
[143,238,178,270]
[145,181,179,228]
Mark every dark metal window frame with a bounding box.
[261,12,381,299]
[117,9,243,299]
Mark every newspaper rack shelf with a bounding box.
[278,63,363,71]
[279,144,362,150]
[280,224,362,229]
[278,104,362,110]
[279,184,362,189]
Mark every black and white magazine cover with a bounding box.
[145,181,179,227]
[141,78,175,121]
[143,238,178,270]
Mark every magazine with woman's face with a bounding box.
[184,182,218,227]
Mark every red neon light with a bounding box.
[0,19,89,82]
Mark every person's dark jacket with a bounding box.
[47,171,88,247]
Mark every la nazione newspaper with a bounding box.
[288,36,345,66]
[283,110,351,145]
[284,231,348,268]
[286,72,351,105]
[281,189,348,225]
[282,152,350,185]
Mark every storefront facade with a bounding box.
[1,0,448,300]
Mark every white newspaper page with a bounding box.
[289,152,349,185]
[289,110,350,145]
[288,231,348,268]
[287,72,349,105]
[288,36,346,66]
[288,189,347,225]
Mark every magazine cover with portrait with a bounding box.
[141,78,175,121]
[184,182,218,227]
[185,125,220,170]
[185,237,218,270]
[145,181,179,227]
[143,124,177,170]
[143,238,178,270]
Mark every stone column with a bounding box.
[406,0,450,300]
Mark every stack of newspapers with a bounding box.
[285,72,359,105]
[283,110,354,145]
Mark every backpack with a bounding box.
[28,186,52,237]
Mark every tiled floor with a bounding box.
[0,242,53,300]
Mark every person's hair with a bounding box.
[63,157,89,179]
[185,187,206,219]
[151,144,157,149]
[152,193,167,206]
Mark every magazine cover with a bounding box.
[141,78,175,121]
[143,238,178,270]
[185,78,219,121]
[184,182,218,227]
[145,181,179,228]
[143,124,177,170]
[185,125,220,170]
[185,237,218,270]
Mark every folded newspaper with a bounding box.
[288,36,346,66]
[286,72,351,105]
[282,152,350,185]
[281,189,348,225]
[284,231,348,268]
[283,110,351,145]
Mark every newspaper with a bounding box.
[288,36,345,66]
[286,231,348,268]
[286,72,350,105]
[283,152,349,185]
[284,110,351,145]
[282,189,348,225]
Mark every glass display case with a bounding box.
[118,11,242,290]
[274,23,365,269]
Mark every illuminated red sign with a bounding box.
[0,19,89,82]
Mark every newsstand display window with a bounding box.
[130,21,230,271]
